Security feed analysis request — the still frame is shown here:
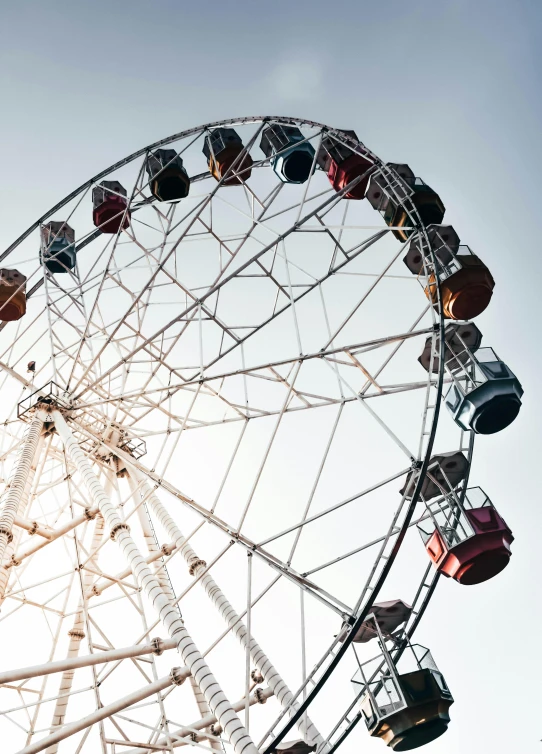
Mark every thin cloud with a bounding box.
[267,56,324,100]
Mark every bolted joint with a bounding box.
[28,521,39,536]
[251,669,264,684]
[9,555,21,567]
[84,507,97,521]
[169,667,186,686]
[91,585,101,597]
[161,543,175,556]
[254,687,267,704]
[151,636,165,656]
[0,527,14,544]
[188,558,207,576]
[110,522,130,541]
[68,628,85,640]
[210,723,222,736]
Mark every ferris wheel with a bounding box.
[0,117,522,754]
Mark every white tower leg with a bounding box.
[46,512,105,753]
[0,410,46,572]
[52,409,259,754]
[129,467,324,748]
[0,430,45,605]
[125,474,222,751]
[125,473,176,603]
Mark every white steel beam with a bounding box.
[10,506,99,567]
[16,670,186,754]
[126,472,222,750]
[130,468,324,749]
[126,473,176,603]
[45,513,105,752]
[0,410,46,586]
[87,542,177,598]
[51,409,259,754]
[124,686,274,754]
[70,419,350,617]
[0,429,46,606]
[0,637,177,685]
[12,515,53,539]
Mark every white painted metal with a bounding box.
[10,506,99,568]
[125,687,275,754]
[87,542,177,598]
[0,442,46,606]
[125,473,177,604]
[45,511,105,752]
[12,514,53,539]
[0,411,45,565]
[17,672,186,754]
[0,638,177,685]
[188,675,222,753]
[130,467,325,749]
[52,409,259,754]
[127,472,221,751]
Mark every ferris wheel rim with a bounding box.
[0,115,375,267]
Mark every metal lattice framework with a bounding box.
[0,117,474,754]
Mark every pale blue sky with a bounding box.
[1,1,541,752]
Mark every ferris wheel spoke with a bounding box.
[74,186,388,402]
[321,358,415,460]
[173,227,390,384]
[61,416,353,618]
[70,131,272,397]
[257,465,410,551]
[66,325,434,419]
[235,360,302,532]
[94,241,412,418]
[63,167,151,388]
[302,509,432,578]
[78,374,438,441]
